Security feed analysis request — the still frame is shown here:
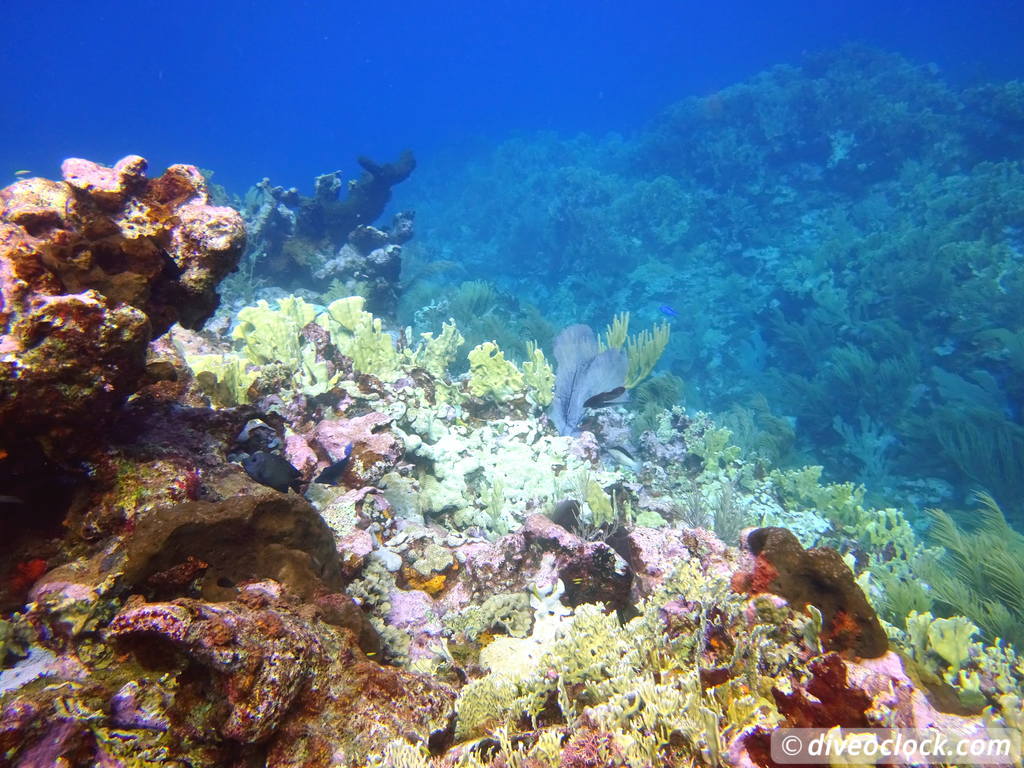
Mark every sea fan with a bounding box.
[550,324,628,436]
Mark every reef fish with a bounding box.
[658,304,679,318]
[605,445,642,473]
[315,443,353,486]
[241,451,301,493]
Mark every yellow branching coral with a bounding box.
[198,295,429,405]
[184,353,257,407]
[232,296,318,365]
[624,322,671,388]
[450,562,781,764]
[603,311,631,350]
[402,320,464,378]
[521,341,555,407]
[599,311,671,388]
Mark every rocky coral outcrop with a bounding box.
[732,651,1004,768]
[626,524,737,598]
[733,526,889,658]
[241,153,415,316]
[310,411,405,487]
[3,582,453,766]
[453,514,633,611]
[59,488,345,603]
[0,156,245,453]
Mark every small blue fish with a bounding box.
[315,443,353,485]
[658,305,679,318]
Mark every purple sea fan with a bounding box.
[550,324,628,436]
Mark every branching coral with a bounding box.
[599,311,671,389]
[521,341,556,407]
[188,296,473,404]
[451,560,784,765]
[898,609,1024,712]
[232,296,319,365]
[404,320,465,378]
[322,295,401,377]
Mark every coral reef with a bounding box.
[5,52,1024,763]
[3,280,1019,766]
[410,45,1024,523]
[237,153,415,315]
[0,156,245,454]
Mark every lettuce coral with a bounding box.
[403,320,465,378]
[321,296,401,378]
[467,341,524,401]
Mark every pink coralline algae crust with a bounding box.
[285,429,320,476]
[844,653,1009,740]
[731,651,1000,768]
[387,588,445,660]
[626,525,737,598]
[307,411,404,486]
[336,528,376,578]
[0,156,245,452]
[448,514,632,611]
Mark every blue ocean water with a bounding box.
[3,1,1024,523]
[2,0,1022,189]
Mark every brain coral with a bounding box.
[0,155,245,452]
